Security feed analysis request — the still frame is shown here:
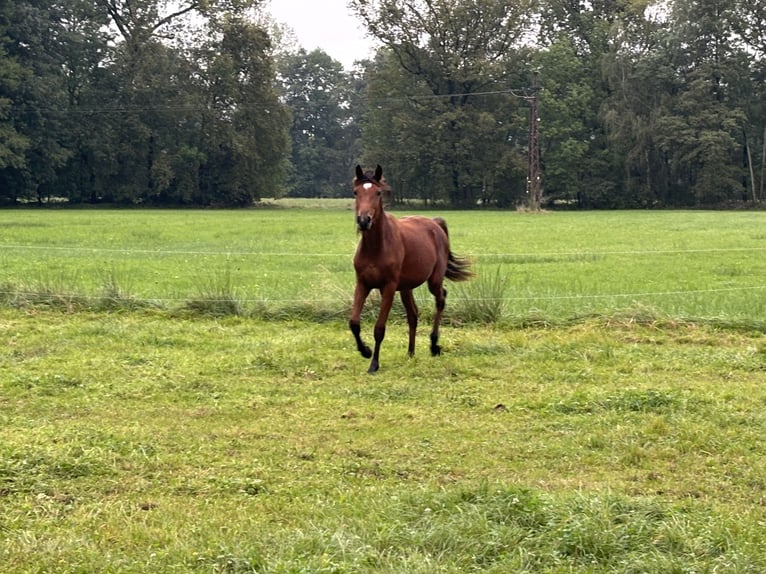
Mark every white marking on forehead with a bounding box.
[363,182,373,189]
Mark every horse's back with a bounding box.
[399,215,447,237]
[397,216,450,288]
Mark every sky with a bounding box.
[265,0,375,69]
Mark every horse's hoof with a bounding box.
[367,362,379,374]
[361,345,372,359]
[431,345,442,356]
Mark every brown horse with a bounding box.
[349,164,472,373]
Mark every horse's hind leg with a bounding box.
[349,282,372,359]
[428,281,446,356]
[400,289,419,357]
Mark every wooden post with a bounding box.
[526,72,541,211]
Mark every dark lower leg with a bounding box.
[369,324,386,373]
[349,320,372,358]
[430,331,441,356]
[430,287,446,356]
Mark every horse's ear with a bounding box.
[355,165,364,181]
[374,165,383,182]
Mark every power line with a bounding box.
[367,88,520,103]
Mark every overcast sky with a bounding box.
[265,0,375,69]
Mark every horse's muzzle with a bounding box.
[357,215,372,231]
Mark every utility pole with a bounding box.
[526,72,542,211]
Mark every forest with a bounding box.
[0,0,764,209]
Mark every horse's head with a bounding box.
[353,164,385,232]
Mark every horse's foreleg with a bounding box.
[429,283,446,356]
[349,282,372,359]
[400,289,419,357]
[369,284,397,373]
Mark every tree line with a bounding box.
[1,0,764,208]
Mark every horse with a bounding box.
[349,164,473,373]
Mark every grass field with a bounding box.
[2,206,766,572]
[2,205,766,325]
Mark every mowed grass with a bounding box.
[1,206,766,572]
[2,312,766,572]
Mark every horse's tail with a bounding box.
[434,217,474,282]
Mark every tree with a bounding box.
[536,38,611,207]
[735,0,766,59]
[350,0,532,206]
[0,0,76,203]
[653,0,749,204]
[1,0,763,209]
[87,0,214,203]
[279,49,358,198]
[734,0,766,202]
[85,0,289,205]
[196,16,290,205]
[535,0,655,208]
[0,0,30,203]
[95,0,258,60]
[0,0,292,206]
[48,0,117,203]
[600,1,670,206]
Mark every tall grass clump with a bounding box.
[94,268,148,312]
[452,266,508,324]
[15,273,87,311]
[249,265,351,322]
[0,280,17,307]
[251,299,347,322]
[183,266,242,316]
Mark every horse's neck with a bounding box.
[360,212,392,253]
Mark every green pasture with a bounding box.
[2,206,766,572]
[1,205,766,325]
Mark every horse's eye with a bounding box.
[377,190,382,196]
